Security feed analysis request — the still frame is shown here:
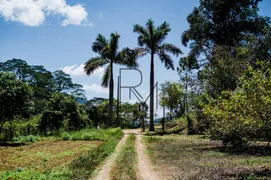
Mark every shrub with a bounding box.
[61,132,71,140]
[12,135,40,143]
[82,133,92,140]
[203,62,271,146]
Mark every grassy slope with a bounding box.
[111,134,136,180]
[144,135,271,180]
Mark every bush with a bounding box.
[12,135,40,143]
[82,133,92,140]
[61,132,71,140]
[203,62,271,146]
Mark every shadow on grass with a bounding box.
[0,141,26,147]
[224,168,271,179]
[198,144,271,156]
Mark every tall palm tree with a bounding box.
[133,19,182,131]
[84,33,138,126]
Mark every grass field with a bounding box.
[144,135,271,180]
[0,140,101,172]
[0,128,123,180]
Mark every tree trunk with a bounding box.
[109,62,114,127]
[162,106,165,132]
[149,52,155,131]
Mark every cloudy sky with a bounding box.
[1,0,271,116]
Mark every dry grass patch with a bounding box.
[0,140,101,172]
[144,135,271,180]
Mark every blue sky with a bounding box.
[1,0,271,116]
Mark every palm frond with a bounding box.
[134,24,150,47]
[92,34,108,54]
[134,47,148,58]
[158,50,174,70]
[146,19,154,45]
[154,21,171,46]
[84,57,108,75]
[160,43,182,57]
[109,32,120,57]
[101,65,111,87]
[115,48,143,68]
[156,21,170,32]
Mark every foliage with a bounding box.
[133,19,182,131]
[182,0,269,61]
[52,70,86,100]
[204,62,271,145]
[181,0,271,101]
[0,72,32,140]
[12,135,40,143]
[85,98,146,129]
[0,169,48,180]
[60,128,123,141]
[160,81,184,118]
[40,93,90,135]
[0,59,86,114]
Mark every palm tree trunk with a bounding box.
[109,62,114,127]
[149,52,155,131]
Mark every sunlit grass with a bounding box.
[144,135,271,180]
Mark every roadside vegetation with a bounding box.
[111,135,136,180]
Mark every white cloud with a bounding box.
[98,12,103,19]
[0,0,91,26]
[83,84,108,94]
[62,64,104,77]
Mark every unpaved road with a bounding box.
[92,134,128,180]
[91,129,160,180]
[135,133,160,180]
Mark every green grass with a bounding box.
[144,135,271,180]
[60,128,123,141]
[0,128,123,180]
[111,135,136,180]
[12,135,40,143]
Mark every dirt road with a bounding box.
[91,129,159,180]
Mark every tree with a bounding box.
[133,19,182,131]
[52,70,86,100]
[85,98,108,127]
[182,0,269,61]
[181,0,270,97]
[160,81,184,119]
[204,61,271,145]
[40,93,88,134]
[84,33,138,126]
[0,59,55,114]
[0,72,32,139]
